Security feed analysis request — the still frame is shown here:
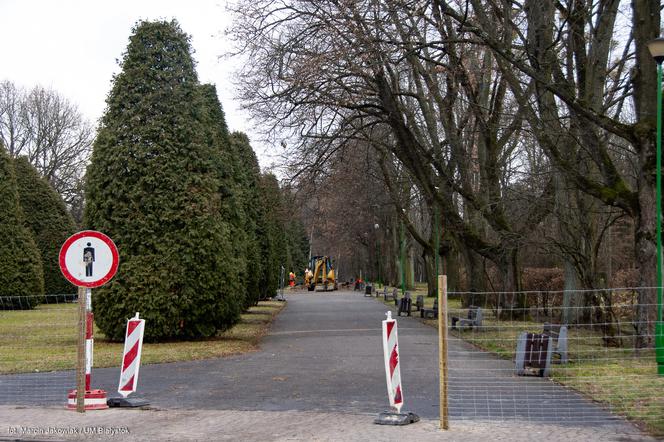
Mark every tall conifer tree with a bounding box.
[229,132,264,306]
[85,20,239,341]
[258,173,286,299]
[199,85,246,308]
[0,147,44,309]
[14,156,76,298]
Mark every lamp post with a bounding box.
[374,223,382,288]
[400,221,406,296]
[434,206,440,281]
[647,37,664,376]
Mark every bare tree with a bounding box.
[0,81,30,157]
[229,0,554,316]
[0,80,93,216]
[437,0,659,344]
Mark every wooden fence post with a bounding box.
[76,286,86,413]
[438,275,449,429]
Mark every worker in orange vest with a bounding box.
[289,271,296,287]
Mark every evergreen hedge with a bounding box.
[0,147,44,309]
[284,217,309,277]
[258,173,286,299]
[199,85,246,313]
[229,132,264,307]
[85,20,240,341]
[13,156,76,299]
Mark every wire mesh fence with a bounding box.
[444,287,663,432]
[0,293,78,405]
[1,288,662,436]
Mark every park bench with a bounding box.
[397,292,412,316]
[384,287,397,302]
[414,295,424,312]
[515,332,552,377]
[451,306,483,330]
[542,323,569,364]
[420,298,438,319]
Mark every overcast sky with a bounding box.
[0,0,276,168]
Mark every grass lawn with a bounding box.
[0,301,285,374]
[376,288,664,437]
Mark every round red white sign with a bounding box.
[59,230,119,288]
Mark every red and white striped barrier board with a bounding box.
[118,313,145,397]
[382,311,403,413]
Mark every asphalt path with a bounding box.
[0,290,646,434]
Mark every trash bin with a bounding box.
[365,284,373,295]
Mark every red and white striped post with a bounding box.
[67,287,108,410]
[85,289,93,391]
[374,311,418,425]
[382,310,403,412]
[118,313,145,397]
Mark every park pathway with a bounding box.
[0,290,653,441]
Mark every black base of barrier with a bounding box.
[107,397,150,408]
[374,411,420,426]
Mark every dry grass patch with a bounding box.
[0,301,285,374]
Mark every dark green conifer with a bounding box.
[85,20,238,341]
[0,147,44,309]
[199,85,246,308]
[13,156,76,299]
[229,132,264,306]
[258,173,287,299]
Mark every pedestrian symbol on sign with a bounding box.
[84,242,95,277]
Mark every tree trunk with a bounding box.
[562,260,583,325]
[631,0,661,349]
[423,249,437,297]
[407,241,415,290]
[635,192,657,348]
[498,248,526,319]
[462,248,485,307]
[444,243,460,292]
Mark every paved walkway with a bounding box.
[0,291,655,441]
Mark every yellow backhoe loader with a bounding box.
[305,256,338,291]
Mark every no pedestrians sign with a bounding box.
[59,230,119,288]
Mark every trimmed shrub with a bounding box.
[199,85,246,311]
[0,147,44,309]
[229,132,264,307]
[13,156,76,299]
[85,20,239,341]
[258,173,287,300]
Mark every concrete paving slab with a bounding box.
[0,407,655,442]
